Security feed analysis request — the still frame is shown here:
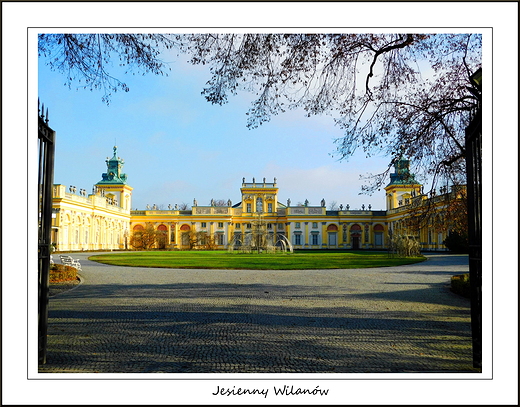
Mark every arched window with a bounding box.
[327,224,338,231]
[256,197,263,213]
[133,224,144,231]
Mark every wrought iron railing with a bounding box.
[38,100,55,364]
[465,69,482,368]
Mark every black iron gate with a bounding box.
[38,100,55,364]
[465,69,482,369]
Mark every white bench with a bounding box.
[59,255,82,271]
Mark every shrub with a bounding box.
[451,273,471,298]
[443,231,469,253]
[49,264,77,282]
[388,234,422,257]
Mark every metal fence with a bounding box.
[465,70,482,369]
[38,100,55,364]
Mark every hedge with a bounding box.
[49,264,77,283]
[451,273,471,298]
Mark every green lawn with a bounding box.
[89,250,425,270]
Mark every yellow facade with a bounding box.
[51,184,132,251]
[52,149,465,252]
[51,147,133,252]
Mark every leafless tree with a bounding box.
[328,201,339,210]
[178,202,190,210]
[129,223,157,250]
[210,199,228,206]
[39,33,481,191]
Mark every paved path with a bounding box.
[39,253,478,373]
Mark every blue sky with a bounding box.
[38,44,395,211]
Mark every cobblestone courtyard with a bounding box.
[39,253,479,373]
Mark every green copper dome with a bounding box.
[97,146,128,184]
[386,157,419,186]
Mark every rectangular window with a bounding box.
[294,234,301,245]
[268,203,273,213]
[235,223,241,229]
[267,223,273,229]
[246,223,252,229]
[247,203,252,213]
[311,234,319,245]
[217,234,224,245]
[312,222,318,228]
[277,223,284,230]
[201,222,207,228]
[295,222,301,229]
[218,222,224,228]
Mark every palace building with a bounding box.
[51,147,465,252]
[51,147,133,252]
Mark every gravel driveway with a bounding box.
[39,252,478,373]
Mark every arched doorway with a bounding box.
[350,224,362,249]
[157,224,168,249]
[131,224,145,250]
[180,224,191,247]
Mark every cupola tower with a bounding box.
[94,146,133,211]
[384,157,422,210]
